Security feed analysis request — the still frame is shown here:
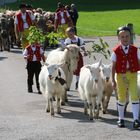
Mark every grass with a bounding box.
[2,0,140,37]
[78,10,140,37]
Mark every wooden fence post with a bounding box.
[126,23,134,44]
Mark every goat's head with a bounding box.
[65,44,80,60]
[65,44,80,71]
[45,63,63,80]
[85,59,102,83]
[101,63,112,82]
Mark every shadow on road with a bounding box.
[58,108,93,123]
[99,117,133,129]
[108,108,133,119]
[10,48,22,54]
[0,56,7,61]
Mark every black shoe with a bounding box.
[117,119,125,128]
[28,89,33,93]
[38,90,42,94]
[28,87,33,93]
[133,120,140,129]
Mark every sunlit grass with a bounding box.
[77,10,140,37]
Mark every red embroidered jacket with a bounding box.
[55,11,69,28]
[113,44,139,73]
[16,11,32,32]
[26,45,41,62]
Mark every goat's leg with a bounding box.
[95,104,100,119]
[92,97,96,118]
[61,88,67,105]
[84,100,88,115]
[1,38,4,51]
[95,94,102,119]
[50,97,54,116]
[102,93,106,114]
[87,94,93,120]
[65,91,68,102]
[57,96,61,114]
[88,102,93,120]
[0,40,2,51]
[103,96,111,114]
[46,98,50,113]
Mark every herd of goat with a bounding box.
[38,44,139,120]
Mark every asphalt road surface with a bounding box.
[0,36,140,140]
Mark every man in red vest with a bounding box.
[14,3,35,49]
[23,40,45,94]
[111,26,140,129]
[54,3,73,38]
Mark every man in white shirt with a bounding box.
[14,3,35,49]
[23,42,45,94]
[54,4,73,38]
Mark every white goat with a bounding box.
[78,59,104,120]
[39,63,66,115]
[101,63,113,114]
[46,44,79,103]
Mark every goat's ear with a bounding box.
[58,63,65,67]
[101,63,105,68]
[97,58,102,67]
[65,45,70,50]
[100,63,105,68]
[84,65,91,70]
[109,63,112,68]
[44,62,49,66]
[65,47,70,51]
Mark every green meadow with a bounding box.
[2,0,140,37]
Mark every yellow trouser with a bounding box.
[58,24,68,38]
[116,72,139,104]
[21,29,29,49]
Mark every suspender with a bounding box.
[71,37,80,46]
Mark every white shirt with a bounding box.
[15,12,35,29]
[111,45,140,68]
[64,36,85,47]
[55,11,70,24]
[23,45,44,61]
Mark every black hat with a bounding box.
[57,2,64,8]
[117,26,131,35]
[19,3,27,9]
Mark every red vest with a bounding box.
[26,45,41,62]
[113,44,139,73]
[16,11,32,32]
[56,11,69,28]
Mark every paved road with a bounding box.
[0,36,140,140]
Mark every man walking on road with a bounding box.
[14,3,35,49]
